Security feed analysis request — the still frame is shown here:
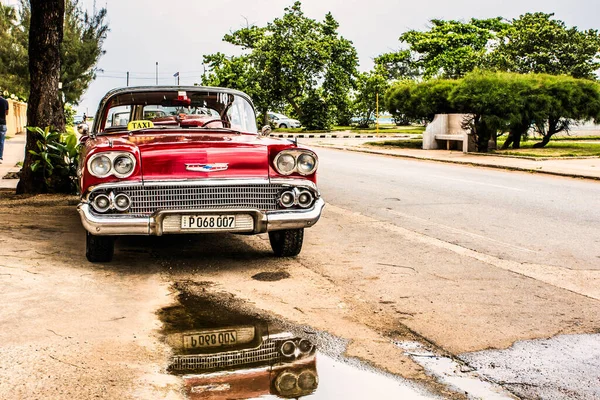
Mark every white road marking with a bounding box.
[327,204,600,301]
[387,209,538,254]
[429,175,527,192]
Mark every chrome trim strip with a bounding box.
[78,203,150,235]
[142,178,271,187]
[77,198,325,236]
[266,198,325,231]
[269,178,320,196]
[83,178,319,201]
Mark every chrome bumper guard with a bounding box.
[78,198,325,236]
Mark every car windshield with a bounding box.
[97,89,257,134]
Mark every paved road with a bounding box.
[313,146,600,271]
[2,148,600,399]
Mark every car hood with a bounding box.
[126,131,270,181]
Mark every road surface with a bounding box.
[1,148,599,399]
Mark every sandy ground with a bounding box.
[1,189,599,399]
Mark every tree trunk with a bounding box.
[287,97,302,118]
[17,0,65,194]
[532,133,554,148]
[501,132,515,150]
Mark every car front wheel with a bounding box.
[269,229,304,257]
[86,232,114,262]
[279,123,288,129]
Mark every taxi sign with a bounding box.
[127,120,154,131]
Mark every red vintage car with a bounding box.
[77,86,324,262]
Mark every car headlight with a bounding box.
[273,150,318,176]
[297,153,317,175]
[89,155,112,177]
[113,155,134,176]
[88,152,136,178]
[276,153,296,175]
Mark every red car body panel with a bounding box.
[183,357,317,400]
[80,130,317,193]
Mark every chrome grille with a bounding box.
[98,184,285,216]
[170,338,281,372]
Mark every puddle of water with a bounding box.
[460,333,600,400]
[160,283,437,399]
[395,341,515,400]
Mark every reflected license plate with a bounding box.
[183,330,237,349]
[181,215,236,230]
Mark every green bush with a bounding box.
[27,126,80,193]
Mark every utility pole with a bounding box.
[376,93,379,135]
[126,71,129,87]
[155,62,159,85]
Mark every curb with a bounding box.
[270,134,416,139]
[313,145,600,182]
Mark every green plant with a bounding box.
[27,126,80,193]
[64,103,77,126]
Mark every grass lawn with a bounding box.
[364,139,423,149]
[493,141,600,157]
[272,124,425,134]
[365,138,600,157]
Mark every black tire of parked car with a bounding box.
[269,228,304,257]
[86,232,115,262]
[279,123,288,129]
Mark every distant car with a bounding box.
[77,86,324,262]
[268,112,301,129]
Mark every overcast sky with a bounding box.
[74,0,600,115]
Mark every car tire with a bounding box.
[279,123,288,129]
[86,232,114,263]
[269,229,304,257]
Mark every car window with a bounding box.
[104,106,131,129]
[97,90,258,133]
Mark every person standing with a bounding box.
[0,94,9,164]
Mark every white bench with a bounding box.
[422,114,472,153]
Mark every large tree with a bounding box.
[0,0,108,104]
[0,3,28,97]
[490,13,600,80]
[17,0,65,194]
[393,18,507,79]
[203,1,358,129]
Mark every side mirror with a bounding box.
[77,123,89,135]
[261,125,272,137]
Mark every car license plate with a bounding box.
[181,215,236,230]
[183,330,237,349]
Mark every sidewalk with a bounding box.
[309,141,600,181]
[0,133,26,189]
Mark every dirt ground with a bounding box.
[1,190,599,399]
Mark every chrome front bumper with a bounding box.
[78,198,325,236]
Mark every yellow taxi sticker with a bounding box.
[127,120,154,131]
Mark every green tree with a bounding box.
[202,53,277,126]
[385,79,458,123]
[374,50,420,81]
[398,18,507,79]
[353,71,388,127]
[0,0,107,104]
[203,1,358,130]
[0,3,28,97]
[490,13,600,79]
[531,75,600,147]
